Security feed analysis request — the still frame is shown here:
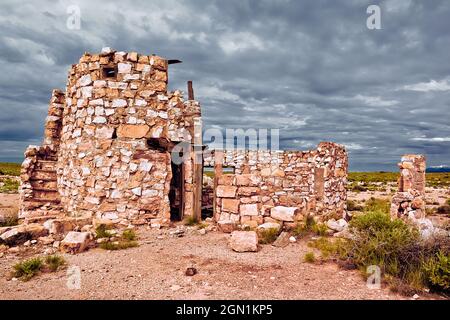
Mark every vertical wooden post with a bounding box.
[213,150,224,222]
[192,117,202,222]
[187,81,194,100]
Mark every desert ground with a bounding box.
[0,200,408,300]
[0,169,449,300]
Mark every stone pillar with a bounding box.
[390,154,426,219]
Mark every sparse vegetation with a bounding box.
[11,255,67,281]
[183,216,198,226]
[347,172,450,191]
[0,178,19,193]
[12,257,43,281]
[304,252,316,263]
[257,228,280,244]
[436,204,450,216]
[122,229,136,241]
[309,208,450,294]
[0,212,18,227]
[0,162,21,176]
[44,255,66,272]
[362,197,390,213]
[99,240,138,250]
[347,200,363,211]
[97,228,139,251]
[423,251,450,292]
[292,216,327,237]
[95,224,113,238]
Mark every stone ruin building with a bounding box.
[390,154,426,219]
[17,48,349,233]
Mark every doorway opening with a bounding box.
[169,162,184,221]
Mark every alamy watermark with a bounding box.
[66,5,81,30]
[66,265,81,290]
[366,265,381,289]
[367,5,381,30]
[171,127,280,165]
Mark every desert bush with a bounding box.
[436,205,450,215]
[0,162,21,176]
[99,241,138,250]
[0,211,18,227]
[95,224,112,238]
[304,252,316,263]
[122,229,136,241]
[13,257,43,281]
[11,255,67,281]
[312,223,328,236]
[0,178,19,193]
[423,251,450,292]
[347,211,449,293]
[45,255,66,272]
[308,237,348,260]
[292,216,326,237]
[347,200,363,211]
[184,216,198,226]
[257,228,280,244]
[99,228,138,251]
[363,197,390,213]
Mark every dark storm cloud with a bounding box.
[0,0,449,170]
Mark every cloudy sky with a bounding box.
[0,0,449,170]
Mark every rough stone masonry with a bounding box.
[19,48,201,228]
[17,48,349,234]
[390,154,426,219]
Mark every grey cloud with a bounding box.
[0,0,449,170]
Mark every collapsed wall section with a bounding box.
[203,142,347,228]
[19,89,65,219]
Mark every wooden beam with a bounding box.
[187,81,195,100]
[213,150,224,222]
[192,117,202,222]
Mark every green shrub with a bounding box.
[184,216,198,226]
[95,225,112,239]
[45,255,66,272]
[423,251,450,292]
[363,197,390,214]
[292,215,318,237]
[122,229,136,241]
[436,205,450,215]
[347,210,419,275]
[0,178,20,193]
[304,252,316,263]
[0,162,21,176]
[98,229,139,251]
[347,200,363,211]
[13,257,43,281]
[311,223,328,236]
[99,241,138,250]
[308,237,349,260]
[257,228,280,244]
[0,213,18,227]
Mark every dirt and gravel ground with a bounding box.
[0,226,409,300]
[1,192,448,300]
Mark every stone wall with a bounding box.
[19,89,65,219]
[390,154,426,219]
[203,142,348,228]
